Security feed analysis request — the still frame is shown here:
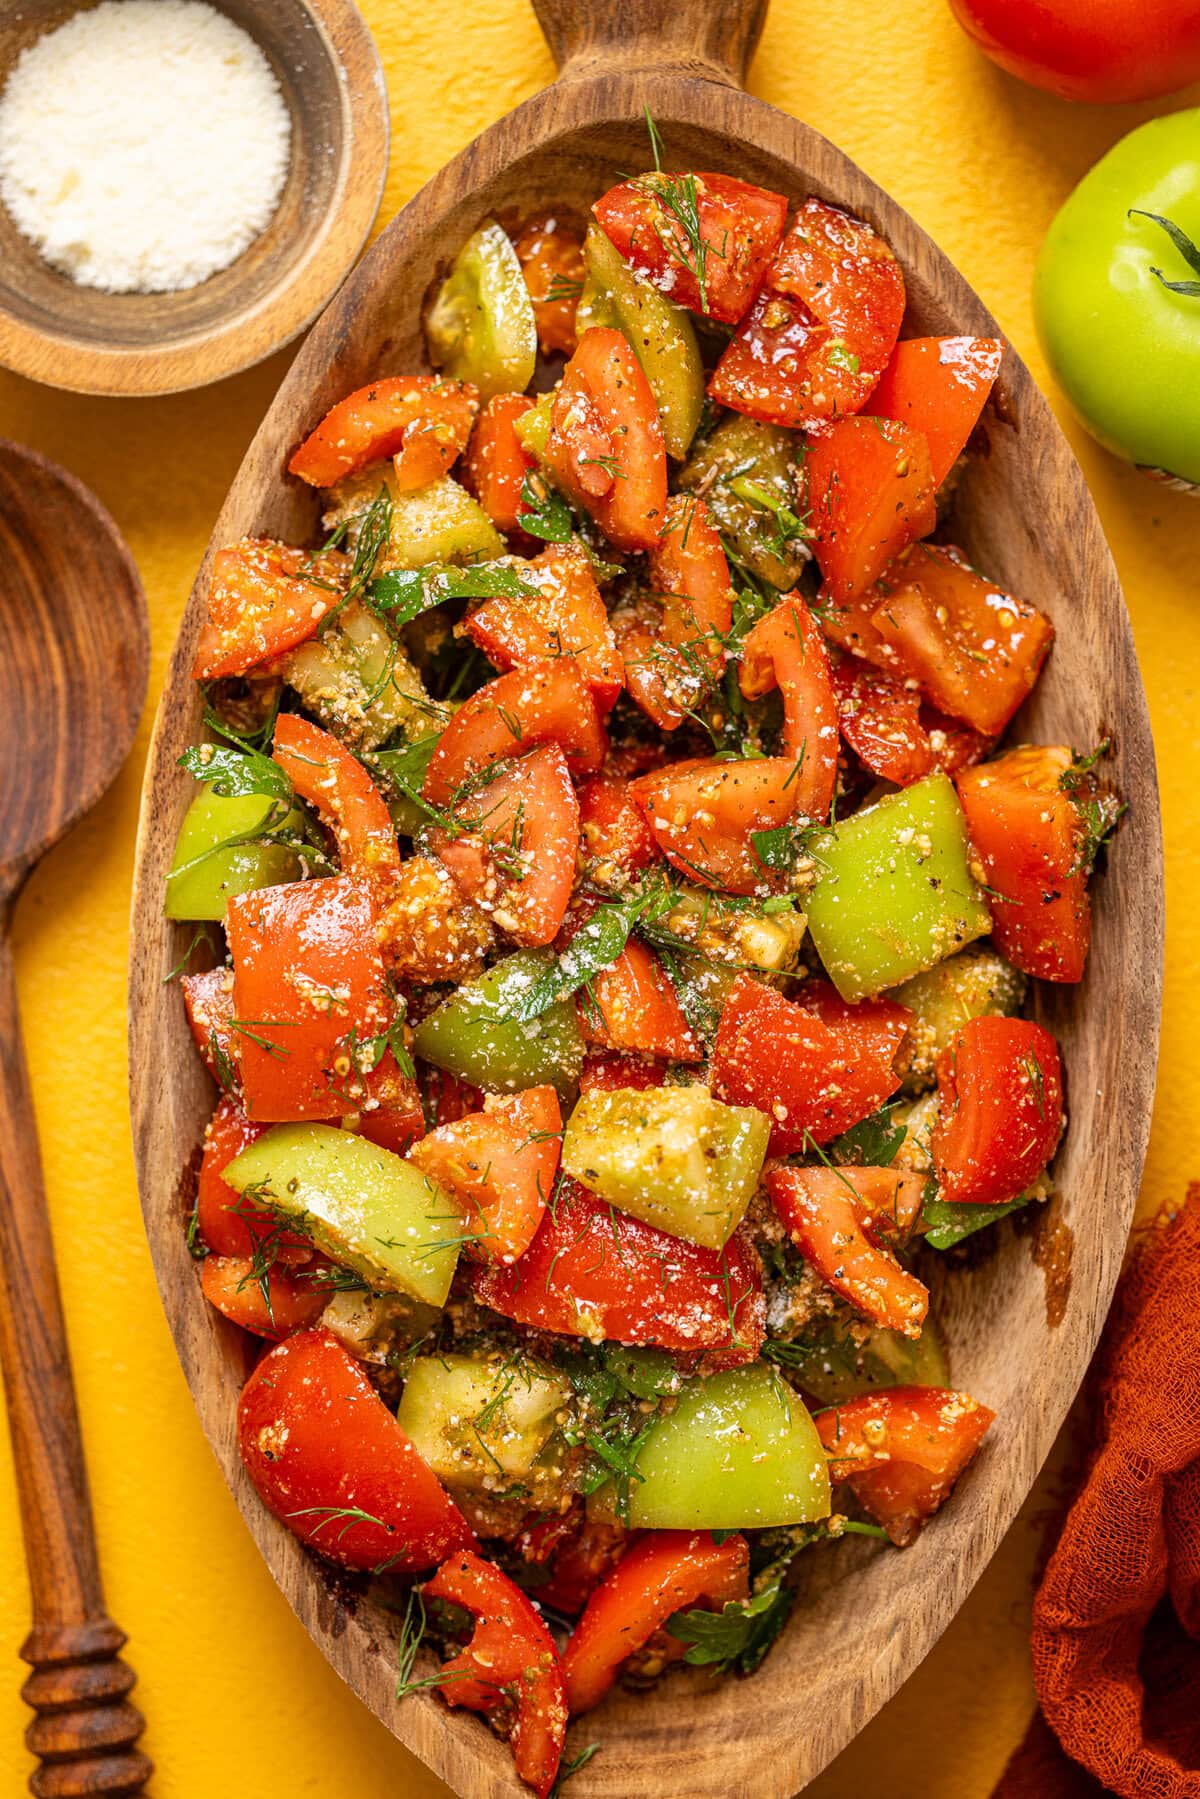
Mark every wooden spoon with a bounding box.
[129,2,1163,1795]
[0,441,151,1797]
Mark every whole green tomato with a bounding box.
[1035,110,1200,487]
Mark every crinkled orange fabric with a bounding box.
[996,1191,1200,1799]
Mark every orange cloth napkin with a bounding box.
[996,1191,1200,1798]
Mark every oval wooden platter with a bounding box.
[128,2,1164,1793]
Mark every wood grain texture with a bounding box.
[0,0,389,397]
[0,442,150,1794]
[128,6,1164,1794]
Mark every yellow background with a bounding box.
[0,2,1195,1793]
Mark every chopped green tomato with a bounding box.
[602,1345,684,1401]
[625,1363,831,1530]
[425,221,538,401]
[323,468,504,571]
[891,946,1027,1092]
[164,789,303,921]
[562,1085,769,1251]
[513,389,554,460]
[678,413,807,589]
[805,774,992,1002]
[577,222,705,460]
[771,1317,950,1407]
[282,600,433,752]
[395,1351,573,1497]
[411,949,585,1099]
[222,1123,466,1308]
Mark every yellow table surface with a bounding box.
[0,2,1195,1794]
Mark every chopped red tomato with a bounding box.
[423,664,606,805]
[712,973,911,1151]
[431,744,579,947]
[763,1163,928,1337]
[870,337,1004,487]
[528,1509,629,1616]
[409,1085,562,1263]
[559,900,699,1062]
[226,876,393,1121]
[272,713,399,892]
[620,494,733,728]
[473,1178,765,1361]
[192,538,349,682]
[924,707,991,778]
[832,658,934,786]
[196,1093,308,1260]
[581,939,701,1063]
[513,212,586,358]
[794,978,914,1071]
[200,1254,326,1339]
[932,1014,1063,1206]
[563,1530,749,1714]
[629,755,801,895]
[424,1550,567,1799]
[238,1330,475,1572]
[711,198,905,430]
[287,375,479,491]
[577,776,662,883]
[545,328,668,552]
[462,393,536,534]
[870,543,1054,738]
[594,172,787,324]
[809,418,936,605]
[181,966,236,1082]
[956,745,1091,982]
[815,1387,996,1545]
[464,542,622,710]
[421,1067,485,1128]
[739,596,839,819]
[356,1053,426,1157]
[578,1051,669,1094]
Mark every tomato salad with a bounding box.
[169,125,1123,1795]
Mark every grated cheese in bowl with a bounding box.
[0,0,292,294]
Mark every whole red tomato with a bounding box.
[948,0,1200,103]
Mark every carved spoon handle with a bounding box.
[0,929,151,1797]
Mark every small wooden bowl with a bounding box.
[130,0,1164,1793]
[0,0,389,396]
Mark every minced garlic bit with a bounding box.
[0,0,291,293]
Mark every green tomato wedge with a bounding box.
[1035,110,1200,485]
[396,1351,572,1497]
[626,1363,831,1530]
[678,412,806,589]
[425,220,537,401]
[222,1123,466,1308]
[805,773,992,1001]
[561,1085,769,1250]
[164,790,303,921]
[282,600,432,753]
[323,468,503,571]
[771,1317,950,1408]
[411,948,585,1100]
[577,222,704,460]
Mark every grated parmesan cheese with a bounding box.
[0,0,292,293]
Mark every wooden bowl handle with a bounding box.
[0,930,152,1797]
[530,0,769,87]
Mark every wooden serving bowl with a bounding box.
[0,0,388,396]
[128,1,1163,1792]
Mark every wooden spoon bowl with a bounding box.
[0,0,389,397]
[128,3,1163,1793]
